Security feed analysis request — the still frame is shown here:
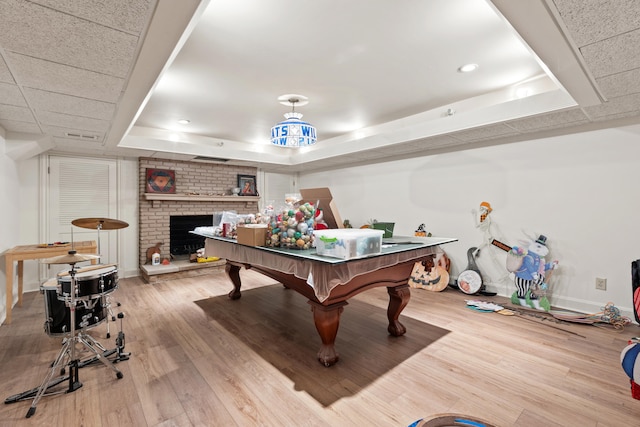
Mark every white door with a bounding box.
[47,155,118,267]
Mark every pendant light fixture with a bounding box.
[271,96,317,147]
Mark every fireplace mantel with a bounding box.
[144,193,260,202]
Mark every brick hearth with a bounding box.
[140,258,226,284]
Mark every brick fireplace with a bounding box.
[138,158,259,268]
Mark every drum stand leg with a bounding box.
[103,294,121,339]
[76,333,124,378]
[15,330,124,418]
[19,335,78,418]
[114,312,131,362]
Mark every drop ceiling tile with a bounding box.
[373,136,459,155]
[580,29,640,78]
[31,0,154,34]
[412,135,463,149]
[0,0,139,78]
[552,0,640,47]
[348,150,391,160]
[53,136,101,145]
[0,55,14,84]
[591,110,640,123]
[596,68,640,99]
[6,52,124,103]
[0,82,28,107]
[505,108,589,132]
[53,137,106,152]
[0,119,41,133]
[370,143,423,155]
[0,104,35,122]
[39,111,109,133]
[449,123,519,142]
[24,88,116,120]
[583,92,640,119]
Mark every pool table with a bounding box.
[202,234,457,366]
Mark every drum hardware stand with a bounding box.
[78,312,130,367]
[104,294,121,339]
[5,305,130,408]
[113,312,130,362]
[3,256,124,418]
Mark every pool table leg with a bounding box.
[387,284,410,336]
[308,301,348,367]
[225,263,243,300]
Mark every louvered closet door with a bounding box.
[48,156,118,265]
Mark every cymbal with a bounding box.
[72,217,129,230]
[42,251,101,265]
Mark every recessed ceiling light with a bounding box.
[516,87,532,98]
[177,119,190,125]
[458,63,478,73]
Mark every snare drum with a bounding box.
[41,283,107,336]
[57,265,118,300]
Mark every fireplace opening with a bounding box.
[170,215,211,256]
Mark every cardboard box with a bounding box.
[299,187,344,229]
[236,224,268,246]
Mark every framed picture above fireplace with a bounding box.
[237,174,257,196]
[146,168,176,193]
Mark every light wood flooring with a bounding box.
[1,268,639,426]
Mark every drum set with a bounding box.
[5,217,131,418]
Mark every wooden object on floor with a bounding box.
[2,240,97,325]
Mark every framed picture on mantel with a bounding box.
[146,168,176,193]
[237,174,257,196]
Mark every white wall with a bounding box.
[0,132,20,323]
[261,171,295,212]
[18,156,40,287]
[297,124,640,318]
[116,157,140,278]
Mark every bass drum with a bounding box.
[42,282,107,336]
[57,265,118,300]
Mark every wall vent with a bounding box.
[64,132,100,141]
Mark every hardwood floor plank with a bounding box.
[1,269,639,426]
[165,359,236,427]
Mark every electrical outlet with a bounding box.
[595,277,607,290]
